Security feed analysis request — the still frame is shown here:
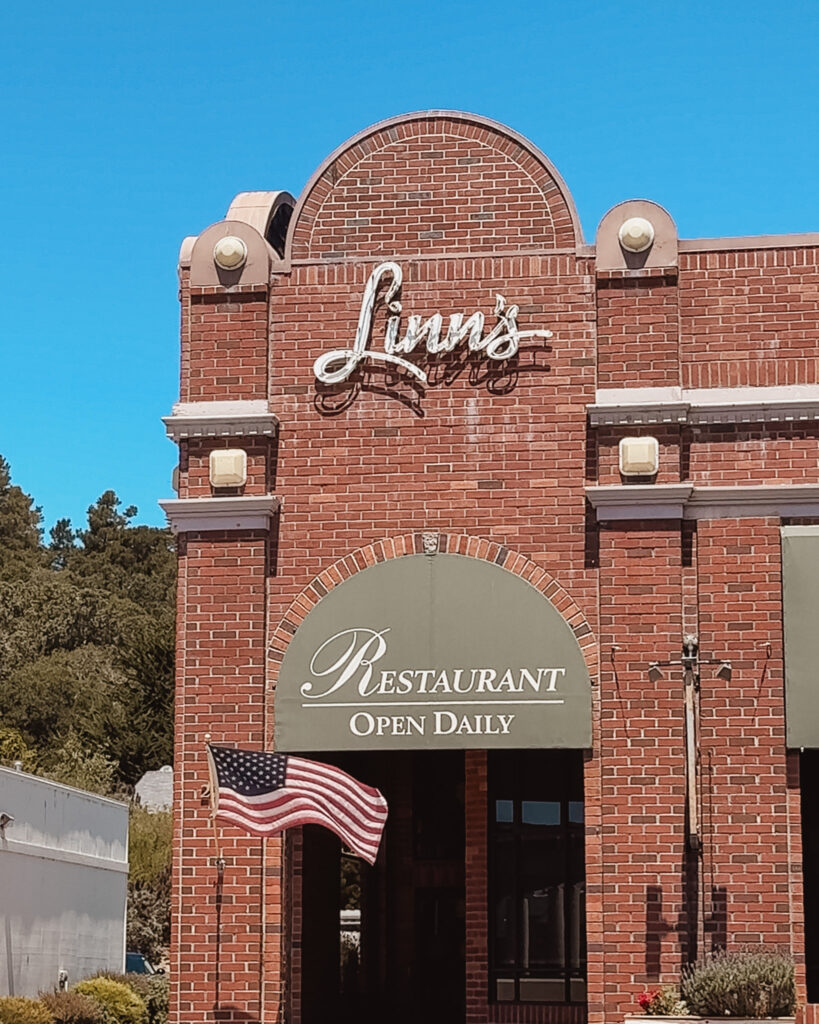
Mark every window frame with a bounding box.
[487,750,586,1005]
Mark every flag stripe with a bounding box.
[288,757,386,809]
[219,787,383,845]
[218,799,382,857]
[216,805,381,863]
[285,763,388,819]
[217,793,383,857]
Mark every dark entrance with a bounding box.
[300,751,465,1024]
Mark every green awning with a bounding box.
[782,526,819,747]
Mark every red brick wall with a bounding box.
[171,531,272,1024]
[183,289,269,403]
[171,111,819,1024]
[596,277,680,389]
[289,115,578,261]
[680,247,819,389]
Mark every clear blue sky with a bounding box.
[2,1,817,533]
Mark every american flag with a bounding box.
[206,745,388,865]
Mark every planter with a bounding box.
[626,1017,796,1024]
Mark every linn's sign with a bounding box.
[313,261,553,385]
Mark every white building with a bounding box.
[0,766,129,996]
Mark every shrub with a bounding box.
[681,949,795,1018]
[128,807,172,887]
[126,885,169,965]
[131,978,167,1024]
[72,980,146,1024]
[0,997,54,1024]
[39,992,104,1024]
[91,976,166,1024]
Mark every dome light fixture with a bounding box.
[618,216,655,253]
[213,235,248,271]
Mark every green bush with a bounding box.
[72,980,146,1024]
[0,997,54,1024]
[128,807,172,887]
[91,976,166,1024]
[39,992,104,1024]
[681,949,795,1018]
[126,806,171,964]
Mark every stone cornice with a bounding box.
[163,400,278,442]
[587,483,819,521]
[687,484,819,520]
[585,484,693,521]
[158,496,280,533]
[588,385,819,426]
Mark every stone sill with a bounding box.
[589,385,819,426]
[587,483,819,521]
[158,495,280,533]
[163,400,278,441]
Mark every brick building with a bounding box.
[161,111,819,1024]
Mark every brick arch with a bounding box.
[284,111,583,262]
[268,532,598,684]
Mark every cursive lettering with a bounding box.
[313,262,553,384]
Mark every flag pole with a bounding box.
[204,735,225,871]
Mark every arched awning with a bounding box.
[274,554,592,752]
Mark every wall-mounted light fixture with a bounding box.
[648,662,664,683]
[213,235,248,271]
[619,436,659,477]
[618,216,655,253]
[209,449,247,489]
[0,812,14,830]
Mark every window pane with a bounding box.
[522,801,560,825]
[522,885,565,970]
[568,881,586,972]
[495,799,514,823]
[488,750,586,1006]
[492,837,517,968]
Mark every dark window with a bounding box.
[489,750,586,1005]
[802,751,819,1001]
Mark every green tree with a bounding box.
[0,457,42,578]
[48,518,76,570]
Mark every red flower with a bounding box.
[638,990,659,1011]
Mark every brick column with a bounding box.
[598,521,686,1022]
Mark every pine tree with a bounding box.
[0,456,42,577]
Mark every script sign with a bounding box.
[313,262,553,385]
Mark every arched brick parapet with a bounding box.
[268,532,598,685]
[284,111,584,262]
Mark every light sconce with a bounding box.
[618,217,655,253]
[0,812,14,830]
[209,449,248,489]
[648,663,664,683]
[620,436,659,477]
[716,661,733,682]
[213,235,248,271]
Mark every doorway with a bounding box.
[300,751,465,1024]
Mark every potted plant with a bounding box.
[625,950,796,1024]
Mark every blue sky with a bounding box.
[1,1,818,533]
